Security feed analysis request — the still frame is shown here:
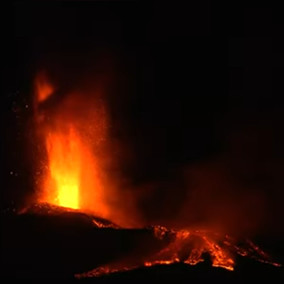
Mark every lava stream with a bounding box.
[76,226,281,278]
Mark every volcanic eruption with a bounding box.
[11,71,281,279]
[33,71,111,217]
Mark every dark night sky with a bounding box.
[1,2,284,237]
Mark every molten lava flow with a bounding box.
[76,226,281,278]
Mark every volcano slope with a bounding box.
[1,203,283,281]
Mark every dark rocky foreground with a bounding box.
[80,261,284,283]
[1,204,283,282]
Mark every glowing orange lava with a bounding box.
[34,72,108,213]
[75,226,281,278]
[45,127,81,209]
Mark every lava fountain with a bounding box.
[34,71,108,215]
[44,126,83,209]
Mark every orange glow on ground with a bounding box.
[75,227,280,278]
